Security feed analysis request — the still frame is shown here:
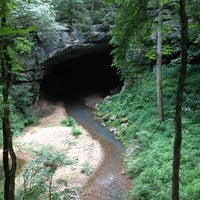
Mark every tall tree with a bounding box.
[0,0,17,199]
[156,0,176,122]
[110,0,173,121]
[1,0,66,198]
[156,5,164,122]
[172,0,188,199]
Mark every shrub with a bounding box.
[81,162,93,176]
[17,146,75,199]
[72,127,81,138]
[61,117,76,127]
[61,117,82,138]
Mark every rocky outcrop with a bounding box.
[20,24,111,102]
[37,24,111,66]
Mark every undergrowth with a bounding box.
[0,85,55,146]
[95,64,200,200]
[15,146,79,200]
[61,117,82,137]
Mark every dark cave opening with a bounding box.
[40,50,123,101]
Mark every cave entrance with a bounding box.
[40,49,123,102]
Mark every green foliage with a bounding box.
[0,0,40,147]
[17,146,75,199]
[0,84,34,144]
[108,0,200,85]
[6,85,39,136]
[10,85,33,113]
[21,184,46,200]
[0,182,3,200]
[15,37,34,54]
[51,0,114,30]
[109,0,152,81]
[87,0,115,25]
[0,1,36,75]
[96,63,200,199]
[184,64,200,113]
[61,116,82,137]
[13,0,66,41]
[61,116,76,127]
[72,126,82,137]
[81,161,93,175]
[0,86,2,146]
[51,0,92,32]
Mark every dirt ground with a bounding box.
[9,100,104,194]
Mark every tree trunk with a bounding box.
[90,0,95,13]
[2,41,17,200]
[156,7,164,122]
[172,0,188,200]
[1,1,17,199]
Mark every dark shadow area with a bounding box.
[40,50,123,101]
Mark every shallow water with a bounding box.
[65,101,131,200]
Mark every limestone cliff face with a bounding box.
[19,24,111,102]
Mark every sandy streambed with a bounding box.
[0,101,104,195]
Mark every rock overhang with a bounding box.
[44,43,112,68]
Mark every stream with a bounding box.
[65,99,131,200]
[0,95,132,199]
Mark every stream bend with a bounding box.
[65,101,131,200]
